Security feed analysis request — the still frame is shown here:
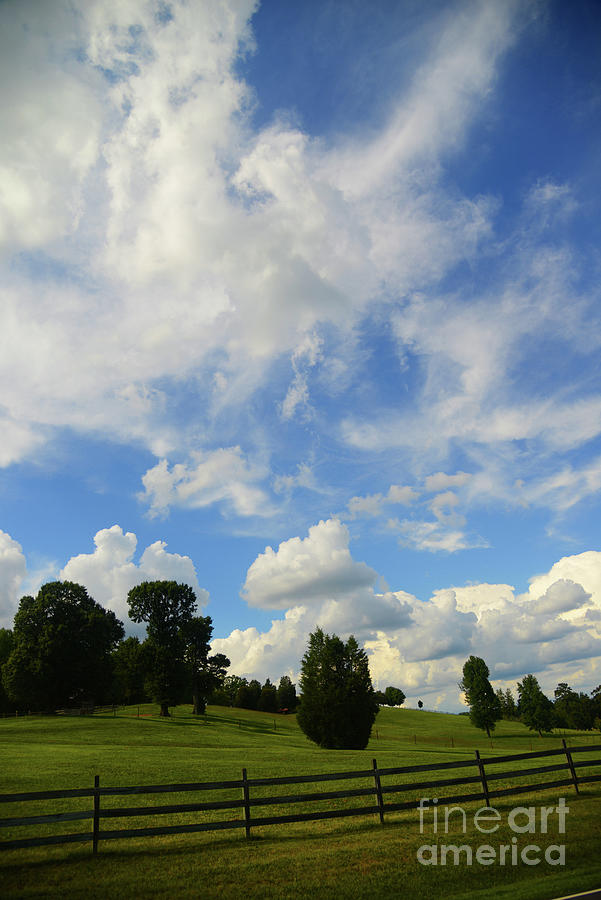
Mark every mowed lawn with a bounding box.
[1,705,600,899]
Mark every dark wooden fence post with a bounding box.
[372,758,385,824]
[242,768,251,839]
[475,750,490,806]
[562,739,579,794]
[92,775,100,854]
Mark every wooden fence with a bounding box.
[1,741,600,855]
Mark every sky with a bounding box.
[1,0,601,712]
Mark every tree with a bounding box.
[384,686,406,707]
[495,687,518,719]
[181,616,229,715]
[111,636,148,705]
[2,582,123,711]
[235,678,261,709]
[0,628,15,714]
[257,678,278,713]
[218,675,248,706]
[459,656,502,738]
[127,581,197,717]
[593,685,601,732]
[554,683,596,731]
[296,629,379,750]
[504,688,518,719]
[276,675,297,711]
[518,674,554,736]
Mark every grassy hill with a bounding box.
[1,705,600,899]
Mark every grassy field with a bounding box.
[1,705,600,899]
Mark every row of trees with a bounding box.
[0,581,229,717]
[460,655,601,737]
[210,674,298,713]
[10,584,597,750]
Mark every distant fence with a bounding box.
[1,741,600,855]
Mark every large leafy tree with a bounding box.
[2,582,124,711]
[554,682,596,731]
[111,636,148,706]
[0,628,15,714]
[181,615,229,715]
[518,674,554,736]
[235,678,262,709]
[297,628,379,750]
[459,655,502,738]
[127,581,197,717]
[384,686,406,707]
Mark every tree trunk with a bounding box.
[192,691,206,715]
[160,702,170,717]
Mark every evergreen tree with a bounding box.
[504,688,518,719]
[518,674,554,736]
[297,629,378,750]
[459,655,502,738]
[276,675,297,711]
[257,678,278,712]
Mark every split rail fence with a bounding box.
[1,740,600,855]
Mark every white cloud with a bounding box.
[348,484,419,518]
[242,518,378,609]
[0,1,102,253]
[424,472,471,492]
[0,531,27,628]
[139,448,274,519]
[215,533,601,711]
[280,333,323,422]
[60,524,207,632]
[527,579,592,617]
[0,0,532,478]
[273,463,322,496]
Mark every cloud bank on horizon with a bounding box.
[1,522,600,711]
[1,0,600,710]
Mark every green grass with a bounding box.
[1,705,600,899]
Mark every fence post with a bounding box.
[242,768,251,839]
[475,750,490,806]
[92,775,100,855]
[372,758,385,824]
[562,739,579,794]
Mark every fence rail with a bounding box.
[2,741,600,854]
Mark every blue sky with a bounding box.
[1,0,600,710]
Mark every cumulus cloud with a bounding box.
[61,525,207,632]
[215,533,601,710]
[0,531,27,628]
[242,518,378,609]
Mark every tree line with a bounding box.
[2,584,598,751]
[0,580,229,717]
[460,654,601,738]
